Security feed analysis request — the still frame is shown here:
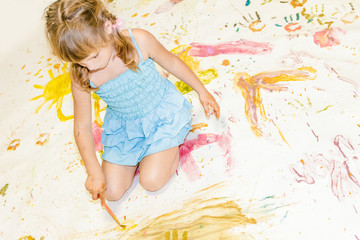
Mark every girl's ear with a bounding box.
[104,20,113,35]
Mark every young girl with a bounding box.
[44,0,220,205]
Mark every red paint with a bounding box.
[179,129,233,181]
[189,40,272,57]
[313,28,345,48]
[92,122,103,152]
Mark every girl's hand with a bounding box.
[198,90,220,119]
[85,172,106,206]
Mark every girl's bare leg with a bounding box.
[102,161,137,201]
[138,146,180,192]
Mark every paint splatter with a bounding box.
[290,135,360,200]
[35,133,50,146]
[189,40,272,57]
[7,139,20,151]
[301,4,334,27]
[221,59,230,66]
[233,67,317,139]
[18,236,35,240]
[180,130,233,181]
[0,184,9,197]
[30,63,73,121]
[313,28,345,48]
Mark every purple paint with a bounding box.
[189,40,272,57]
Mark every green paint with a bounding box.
[200,224,203,228]
[317,105,333,113]
[176,68,218,94]
[0,184,8,197]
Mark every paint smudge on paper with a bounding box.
[180,130,233,181]
[171,46,218,94]
[30,63,73,121]
[155,1,175,14]
[233,67,316,139]
[35,133,50,146]
[301,5,334,27]
[7,139,20,151]
[126,198,257,239]
[0,184,9,197]
[189,40,272,57]
[290,135,360,200]
[313,28,345,48]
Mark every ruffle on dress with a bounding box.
[100,82,193,166]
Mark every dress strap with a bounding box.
[128,28,144,62]
[89,80,97,88]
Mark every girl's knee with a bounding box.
[105,186,128,201]
[139,174,166,192]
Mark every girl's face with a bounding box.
[78,44,114,72]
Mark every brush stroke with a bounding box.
[0,184,9,197]
[189,40,272,57]
[233,67,316,139]
[126,198,257,239]
[180,130,233,181]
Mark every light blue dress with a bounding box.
[90,29,192,166]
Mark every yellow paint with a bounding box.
[171,45,218,94]
[233,67,316,141]
[31,63,104,123]
[126,198,257,239]
[31,63,73,121]
[18,236,35,240]
[92,93,106,127]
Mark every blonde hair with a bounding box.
[44,0,138,91]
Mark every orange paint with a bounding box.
[190,123,208,132]
[21,65,26,70]
[300,159,305,165]
[248,20,266,32]
[132,13,138,17]
[357,124,360,128]
[221,59,230,66]
[7,139,20,151]
[290,0,307,8]
[150,22,156,26]
[53,63,61,72]
[35,133,50,146]
[284,23,302,32]
[142,13,150,17]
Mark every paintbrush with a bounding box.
[103,201,126,229]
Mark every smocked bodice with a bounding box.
[94,58,168,119]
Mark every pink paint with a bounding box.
[179,129,233,181]
[189,40,272,57]
[92,123,103,152]
[290,135,360,200]
[313,28,345,48]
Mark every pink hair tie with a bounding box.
[112,18,124,30]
